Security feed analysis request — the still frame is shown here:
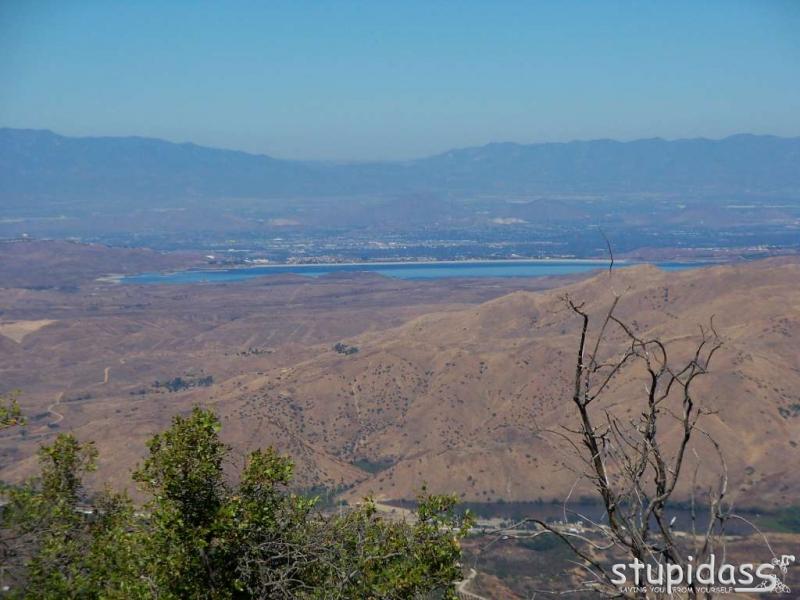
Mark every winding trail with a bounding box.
[456,568,488,600]
[44,391,64,429]
[48,392,64,424]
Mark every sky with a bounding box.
[1,1,799,160]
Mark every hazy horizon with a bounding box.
[4,125,800,163]
[2,1,799,160]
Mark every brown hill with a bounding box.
[214,259,800,508]
[0,241,581,494]
[1,242,798,509]
[0,239,199,289]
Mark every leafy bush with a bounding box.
[0,389,23,429]
[2,408,472,599]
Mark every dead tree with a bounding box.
[470,277,748,599]
[527,291,729,599]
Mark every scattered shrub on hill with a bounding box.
[333,342,359,355]
[1,407,473,599]
[778,403,800,419]
[153,374,214,392]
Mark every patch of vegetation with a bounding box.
[352,457,395,474]
[333,342,359,355]
[1,408,473,598]
[153,373,214,392]
[235,347,272,356]
[778,403,800,419]
[517,533,564,552]
[760,506,800,533]
[299,483,353,509]
[0,390,23,429]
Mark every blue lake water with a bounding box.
[121,259,712,284]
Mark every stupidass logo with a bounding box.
[610,554,795,595]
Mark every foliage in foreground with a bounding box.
[0,390,24,430]
[1,407,473,599]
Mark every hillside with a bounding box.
[0,239,200,289]
[0,244,798,509]
[0,240,580,494]
[214,259,800,508]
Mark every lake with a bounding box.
[121,259,712,284]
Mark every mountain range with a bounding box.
[2,128,800,209]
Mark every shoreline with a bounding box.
[115,256,722,285]
[202,256,625,270]
[130,256,648,276]
[112,257,630,283]
[117,257,630,282]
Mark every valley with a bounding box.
[1,240,798,513]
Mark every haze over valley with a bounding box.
[2,128,799,264]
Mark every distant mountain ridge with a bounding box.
[418,133,800,192]
[2,128,799,207]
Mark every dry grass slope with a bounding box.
[1,241,797,510]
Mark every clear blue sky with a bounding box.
[1,1,799,160]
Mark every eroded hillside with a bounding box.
[215,259,800,508]
[1,243,798,508]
